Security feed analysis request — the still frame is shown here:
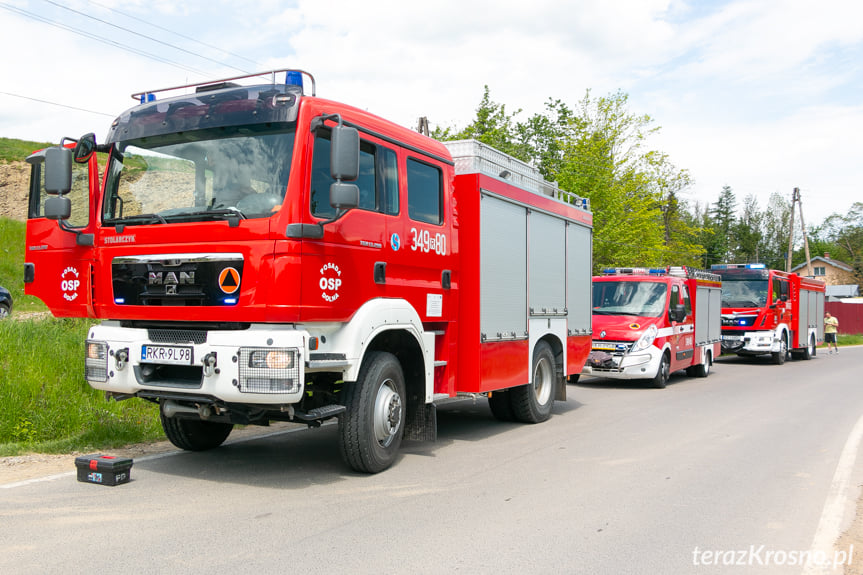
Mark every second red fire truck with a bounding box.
[711,264,825,364]
[582,267,722,388]
[25,69,593,472]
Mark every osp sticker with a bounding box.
[320,262,342,303]
[61,266,80,301]
[391,233,400,251]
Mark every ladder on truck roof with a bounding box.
[443,139,589,211]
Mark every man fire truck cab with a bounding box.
[582,267,722,388]
[25,69,594,473]
[711,264,825,364]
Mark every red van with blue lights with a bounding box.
[582,267,722,388]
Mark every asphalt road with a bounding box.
[1,348,862,574]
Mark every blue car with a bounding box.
[0,286,12,319]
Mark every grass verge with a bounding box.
[0,217,48,314]
[0,317,162,456]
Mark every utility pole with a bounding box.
[416,117,429,136]
[786,190,795,272]
[786,187,813,275]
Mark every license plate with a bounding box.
[722,335,743,341]
[141,345,194,365]
[592,342,617,351]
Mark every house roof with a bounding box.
[791,256,855,273]
[826,284,860,297]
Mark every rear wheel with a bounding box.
[0,303,9,319]
[690,351,711,378]
[339,351,406,473]
[801,334,815,360]
[511,341,557,423]
[651,353,670,388]
[159,407,233,451]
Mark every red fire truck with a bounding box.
[25,70,593,472]
[581,267,722,388]
[711,264,825,364]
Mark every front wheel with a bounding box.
[339,351,406,473]
[160,407,233,452]
[651,353,670,388]
[771,334,787,365]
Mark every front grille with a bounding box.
[148,329,207,344]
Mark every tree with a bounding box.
[709,185,737,262]
[734,194,764,263]
[761,192,791,270]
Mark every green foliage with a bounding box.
[0,137,53,163]
[0,217,47,314]
[0,317,162,455]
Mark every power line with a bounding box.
[0,2,208,77]
[0,91,115,117]
[85,0,259,67]
[40,0,253,75]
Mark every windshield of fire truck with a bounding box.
[719,279,768,308]
[103,124,295,224]
[592,281,668,317]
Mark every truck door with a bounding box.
[669,283,695,370]
[300,126,398,320]
[23,150,98,317]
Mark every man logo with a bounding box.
[218,267,241,294]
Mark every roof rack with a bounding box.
[131,69,316,102]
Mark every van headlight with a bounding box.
[632,325,658,352]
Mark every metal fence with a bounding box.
[825,302,863,335]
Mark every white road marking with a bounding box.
[802,410,863,574]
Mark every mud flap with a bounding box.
[404,402,437,442]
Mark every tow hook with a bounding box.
[202,352,218,377]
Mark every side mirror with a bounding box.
[44,147,72,195]
[74,133,97,163]
[330,124,359,181]
[44,196,71,221]
[330,181,359,211]
[670,303,686,323]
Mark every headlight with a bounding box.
[248,349,294,370]
[238,347,300,394]
[632,325,658,352]
[85,340,108,382]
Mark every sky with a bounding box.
[1,0,861,230]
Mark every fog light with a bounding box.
[248,349,294,370]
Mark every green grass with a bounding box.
[0,137,53,163]
[837,334,863,347]
[0,217,47,313]
[0,317,162,456]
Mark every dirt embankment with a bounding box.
[0,161,30,221]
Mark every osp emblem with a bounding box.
[320,262,342,303]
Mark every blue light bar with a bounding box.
[285,71,303,89]
[139,93,156,104]
[747,263,766,269]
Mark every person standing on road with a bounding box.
[825,312,839,354]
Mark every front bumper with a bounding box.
[721,331,778,355]
[581,345,663,380]
[85,322,308,404]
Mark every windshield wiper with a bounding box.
[107,213,168,229]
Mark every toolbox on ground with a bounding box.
[75,454,133,486]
